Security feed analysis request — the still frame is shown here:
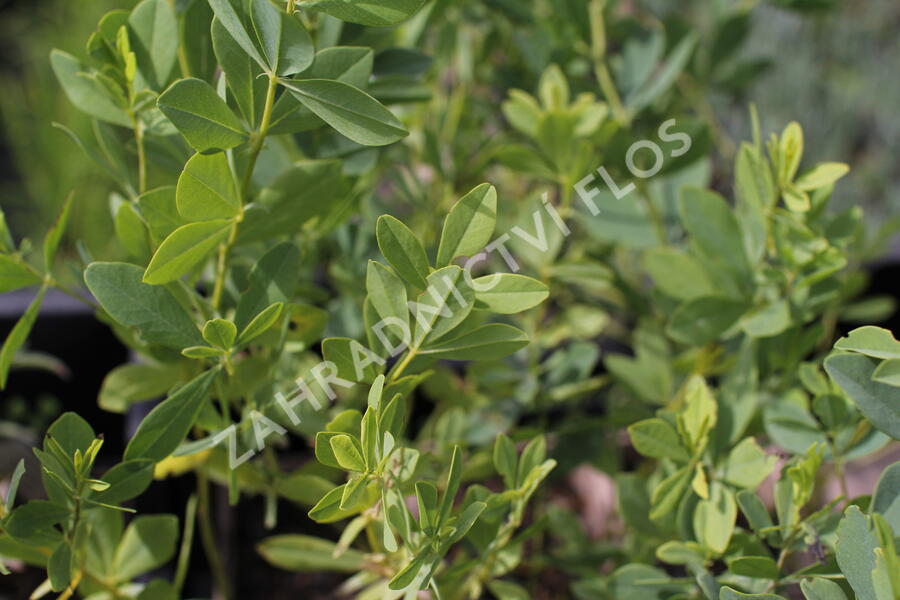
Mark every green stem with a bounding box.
[174,494,198,595]
[589,0,629,126]
[133,118,147,194]
[197,473,232,600]
[389,348,418,383]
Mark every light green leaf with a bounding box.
[825,353,900,440]
[795,162,850,192]
[727,556,779,580]
[411,266,473,347]
[722,438,778,490]
[834,326,900,360]
[0,256,41,293]
[436,183,497,266]
[0,285,47,389]
[800,578,848,600]
[694,484,736,555]
[872,359,900,386]
[238,302,283,345]
[124,369,218,462]
[157,78,248,152]
[280,78,407,146]
[366,261,409,333]
[871,461,900,533]
[719,587,786,600]
[642,248,716,301]
[376,215,429,289]
[85,262,203,348]
[493,433,518,489]
[329,434,366,472]
[321,337,383,384]
[177,152,241,221]
[143,219,233,285]
[297,0,427,27]
[113,515,178,580]
[181,345,226,358]
[138,187,186,245]
[419,323,529,361]
[203,318,237,349]
[472,274,548,314]
[778,122,804,184]
[627,418,691,462]
[50,50,130,126]
[257,534,365,572]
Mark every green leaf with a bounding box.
[329,434,366,472]
[137,580,178,600]
[138,187,186,245]
[435,183,498,266]
[297,0,427,27]
[722,438,778,490]
[211,16,268,127]
[824,353,900,440]
[280,78,407,146]
[678,187,752,293]
[250,0,314,75]
[871,461,900,533]
[778,122,804,184]
[115,201,152,261]
[493,433,518,489]
[85,262,203,348]
[0,285,47,389]
[419,323,529,361]
[238,302,283,345]
[4,459,26,511]
[112,515,178,580]
[321,337,383,384]
[5,500,68,546]
[719,587,786,600]
[642,248,716,301]
[157,78,248,152]
[47,412,95,455]
[872,359,900,386]
[99,362,180,413]
[801,577,849,600]
[472,274,548,314]
[124,369,218,462]
[203,318,237,349]
[128,0,178,89]
[693,484,737,555]
[366,260,409,332]
[0,256,41,293]
[257,534,365,572]
[234,242,300,330]
[48,542,72,592]
[411,266,473,347]
[667,296,750,345]
[795,162,850,192]
[834,326,900,359]
[43,194,74,272]
[308,484,356,523]
[91,459,155,505]
[650,465,691,520]
[727,556,779,580]
[176,152,241,221]
[415,481,438,533]
[835,506,879,600]
[50,50,130,126]
[207,0,267,69]
[308,46,373,88]
[376,215,430,289]
[628,418,691,462]
[143,219,233,284]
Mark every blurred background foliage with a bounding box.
[1,0,898,258]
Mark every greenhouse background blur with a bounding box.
[0,0,898,258]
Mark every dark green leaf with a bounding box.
[157,78,248,152]
[297,0,427,27]
[0,285,47,389]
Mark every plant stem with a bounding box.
[389,347,418,383]
[197,473,232,600]
[589,0,629,126]
[174,493,198,594]
[133,118,147,194]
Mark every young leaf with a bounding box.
[280,79,407,146]
[50,50,130,126]
[693,484,736,555]
[176,152,241,221]
[143,219,233,284]
[472,274,548,314]
[376,215,430,289]
[0,285,47,389]
[203,318,237,349]
[43,194,74,272]
[238,302,283,345]
[124,369,218,462]
[84,262,204,348]
[435,183,498,267]
[329,435,366,472]
[157,78,248,152]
